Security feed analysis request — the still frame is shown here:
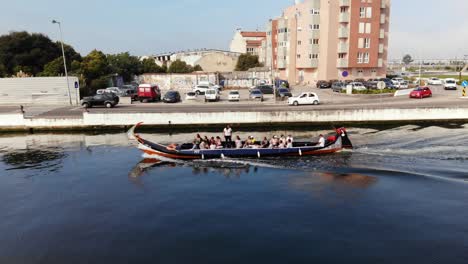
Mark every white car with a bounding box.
[228,90,240,102]
[193,84,211,95]
[392,78,404,85]
[288,92,320,106]
[185,92,197,100]
[204,88,220,102]
[427,77,443,85]
[398,81,409,89]
[347,82,367,91]
[444,78,458,90]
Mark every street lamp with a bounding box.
[52,19,72,106]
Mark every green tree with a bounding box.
[402,54,414,66]
[39,57,64,76]
[107,52,141,82]
[193,65,203,71]
[0,63,7,77]
[0,31,80,76]
[235,54,261,71]
[80,50,110,87]
[140,58,166,73]
[168,60,193,73]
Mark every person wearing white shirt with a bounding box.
[223,125,233,148]
[317,134,325,148]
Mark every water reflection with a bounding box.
[2,148,67,172]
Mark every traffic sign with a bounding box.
[74,81,79,89]
[462,80,468,87]
[377,81,386,90]
[342,71,349,78]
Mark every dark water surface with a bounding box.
[1,125,468,264]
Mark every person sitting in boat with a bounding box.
[280,135,286,144]
[243,136,252,148]
[261,137,269,148]
[199,141,207,150]
[204,136,210,145]
[278,140,285,149]
[215,136,223,149]
[317,134,325,148]
[287,135,294,144]
[192,134,202,149]
[209,137,217,150]
[286,139,293,148]
[235,136,243,149]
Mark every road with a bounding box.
[1,85,467,118]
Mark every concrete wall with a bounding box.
[136,73,218,91]
[0,77,80,106]
[221,70,272,88]
[2,107,467,131]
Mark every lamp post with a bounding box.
[52,20,73,106]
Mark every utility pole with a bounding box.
[52,20,73,106]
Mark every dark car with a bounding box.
[254,85,274,94]
[363,80,378,89]
[316,80,332,89]
[331,82,346,92]
[354,78,366,83]
[81,93,119,108]
[378,78,397,89]
[163,91,181,103]
[276,88,292,99]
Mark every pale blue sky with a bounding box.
[0,0,467,60]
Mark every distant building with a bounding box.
[264,0,391,84]
[149,49,242,72]
[230,29,267,61]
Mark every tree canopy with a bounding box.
[0,31,80,76]
[168,60,193,73]
[140,58,166,74]
[107,52,141,82]
[402,54,414,65]
[235,53,262,71]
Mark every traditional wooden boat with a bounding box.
[128,123,353,160]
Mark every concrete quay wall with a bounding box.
[1,108,468,131]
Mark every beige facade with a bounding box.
[265,0,391,84]
[229,29,267,63]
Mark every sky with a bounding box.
[0,0,467,60]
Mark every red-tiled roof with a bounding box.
[241,31,267,38]
[246,40,263,46]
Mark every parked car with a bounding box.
[410,87,432,99]
[332,82,346,92]
[288,92,320,106]
[378,78,397,89]
[205,88,220,102]
[249,89,264,101]
[138,84,161,103]
[275,79,290,88]
[193,84,211,95]
[398,81,409,89]
[276,88,292,99]
[254,85,274,95]
[81,93,119,108]
[346,82,367,91]
[185,92,197,101]
[316,80,331,89]
[163,91,181,103]
[427,77,443,85]
[363,80,378,89]
[444,78,458,90]
[228,90,240,102]
[354,78,366,83]
[392,78,404,85]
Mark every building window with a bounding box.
[313,39,319,45]
[364,38,370,48]
[366,7,372,18]
[338,53,346,59]
[310,24,320,30]
[359,23,371,34]
[357,52,364,64]
[298,40,302,45]
[364,53,370,63]
[297,54,301,59]
[311,9,320,15]
[359,7,366,18]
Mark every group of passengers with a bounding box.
[192,125,326,150]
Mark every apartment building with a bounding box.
[230,29,267,62]
[265,0,390,84]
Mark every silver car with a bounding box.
[249,89,264,101]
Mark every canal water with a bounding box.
[0,124,467,264]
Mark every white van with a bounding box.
[204,88,220,102]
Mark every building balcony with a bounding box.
[337,59,348,68]
[379,29,385,39]
[339,0,350,7]
[380,14,386,24]
[310,44,320,54]
[338,27,349,38]
[381,0,386,8]
[338,42,349,53]
[379,44,384,53]
[339,12,350,23]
